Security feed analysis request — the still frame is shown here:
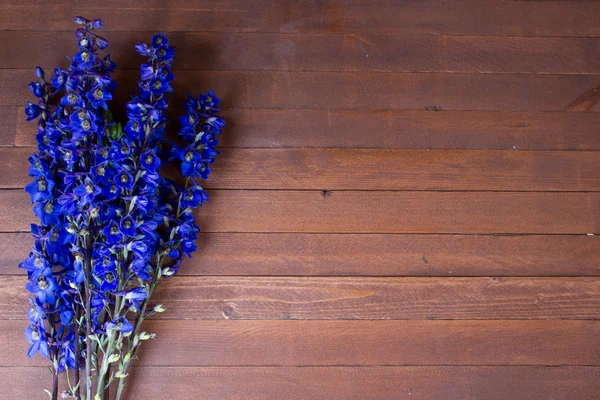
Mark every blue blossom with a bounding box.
[33,200,61,225]
[25,174,54,203]
[103,221,123,245]
[28,82,44,98]
[114,168,134,190]
[25,102,41,121]
[51,68,67,90]
[21,19,224,396]
[25,324,49,358]
[73,178,100,206]
[140,149,160,172]
[86,84,112,109]
[119,215,137,237]
[25,268,58,305]
[105,317,133,333]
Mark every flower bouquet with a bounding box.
[21,17,224,399]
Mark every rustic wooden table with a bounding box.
[1,1,600,398]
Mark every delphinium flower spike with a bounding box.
[22,16,116,400]
[22,17,224,400]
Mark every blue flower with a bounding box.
[105,317,133,333]
[131,256,152,280]
[135,42,152,56]
[152,32,168,48]
[114,169,134,190]
[25,175,54,203]
[25,102,41,121]
[112,140,132,160]
[28,154,50,177]
[25,268,58,305]
[97,269,118,292]
[180,185,208,209]
[21,25,226,378]
[119,215,137,237]
[86,84,112,109]
[95,35,109,50]
[140,149,160,172]
[35,67,45,80]
[92,161,114,185]
[155,45,175,61]
[19,250,49,273]
[27,299,45,324]
[61,91,81,106]
[200,90,220,109]
[102,182,122,201]
[70,108,98,139]
[25,324,49,358]
[73,178,100,206]
[139,63,154,80]
[45,225,73,257]
[28,82,44,98]
[33,200,61,225]
[117,287,147,310]
[149,77,169,95]
[73,49,96,69]
[172,144,200,177]
[103,221,123,245]
[51,68,67,90]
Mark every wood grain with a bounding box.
[6,69,600,111]
[2,1,600,397]
[2,0,600,37]
[2,190,600,234]
[8,106,600,150]
[4,232,600,277]
[2,366,599,400]
[4,31,600,74]
[4,147,600,191]
[2,320,599,366]
[2,276,600,320]
[196,191,600,234]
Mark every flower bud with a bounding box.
[35,67,44,80]
[115,371,128,379]
[74,16,88,25]
[153,305,165,313]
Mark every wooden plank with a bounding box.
[167,148,600,191]
[2,366,599,400]
[196,191,600,234]
[2,190,600,234]
[4,31,600,74]
[4,232,600,277]
[2,276,600,320]
[7,106,600,150]
[4,147,600,191]
[2,1,600,37]
[6,69,600,111]
[2,320,599,366]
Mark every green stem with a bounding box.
[115,255,162,399]
[95,296,124,396]
[83,232,93,400]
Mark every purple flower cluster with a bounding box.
[21,17,224,399]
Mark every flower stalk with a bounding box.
[21,17,224,399]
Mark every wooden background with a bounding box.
[1,0,600,398]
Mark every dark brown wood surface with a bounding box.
[1,1,599,399]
